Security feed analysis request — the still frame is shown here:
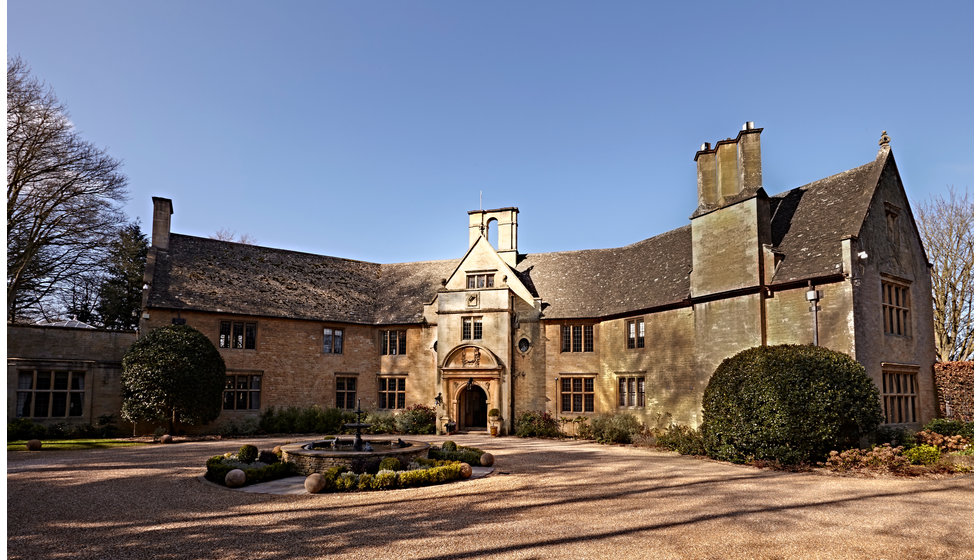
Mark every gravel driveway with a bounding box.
[7,434,973,559]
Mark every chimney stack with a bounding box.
[693,122,763,215]
[151,197,173,250]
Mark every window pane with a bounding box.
[220,322,231,348]
[53,372,68,391]
[17,393,31,418]
[561,326,571,352]
[463,318,472,340]
[71,373,84,391]
[34,394,49,417]
[233,322,244,348]
[473,319,482,340]
[477,275,485,288]
[398,331,407,355]
[223,390,234,410]
[561,394,571,412]
[334,329,343,354]
[18,372,33,390]
[584,394,594,412]
[251,376,261,390]
[244,324,256,349]
[37,371,51,390]
[573,394,583,412]
[237,376,248,390]
[573,378,582,392]
[467,276,475,289]
[584,378,594,392]
[397,378,405,391]
[249,391,260,410]
[397,393,405,409]
[584,326,593,352]
[51,393,67,417]
[236,390,248,409]
[572,326,582,352]
[637,320,645,348]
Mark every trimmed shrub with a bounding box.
[379,457,402,472]
[904,444,942,465]
[258,450,278,464]
[923,418,973,439]
[701,345,883,464]
[515,411,562,438]
[395,405,437,435]
[581,413,643,444]
[429,443,484,465]
[237,444,259,464]
[205,455,295,486]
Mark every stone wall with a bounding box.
[7,325,136,426]
[933,362,974,421]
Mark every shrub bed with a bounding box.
[205,453,296,486]
[313,462,465,493]
[580,413,643,444]
[428,440,484,465]
[515,411,562,438]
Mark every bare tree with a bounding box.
[914,186,974,361]
[7,57,128,322]
[211,228,256,244]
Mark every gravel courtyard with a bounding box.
[7,434,973,559]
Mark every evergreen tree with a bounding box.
[97,221,149,331]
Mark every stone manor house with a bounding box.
[10,123,937,435]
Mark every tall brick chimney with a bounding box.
[151,197,173,250]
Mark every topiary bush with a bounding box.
[429,442,484,465]
[701,344,883,465]
[237,444,259,463]
[580,412,643,444]
[514,411,562,438]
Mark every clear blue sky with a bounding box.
[8,1,974,263]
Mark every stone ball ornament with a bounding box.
[459,463,473,478]
[305,473,327,494]
[480,452,495,467]
[26,439,42,451]
[225,469,247,488]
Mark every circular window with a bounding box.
[518,338,531,353]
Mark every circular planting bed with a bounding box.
[280,438,430,475]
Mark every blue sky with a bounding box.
[8,1,974,263]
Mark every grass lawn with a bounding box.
[7,439,149,451]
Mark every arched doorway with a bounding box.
[458,384,488,430]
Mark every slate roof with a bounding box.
[146,149,889,324]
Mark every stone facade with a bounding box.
[134,123,937,436]
[7,324,136,426]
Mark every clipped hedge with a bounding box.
[205,455,295,486]
[315,462,465,493]
[701,344,883,465]
[428,441,484,465]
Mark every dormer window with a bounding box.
[467,274,494,289]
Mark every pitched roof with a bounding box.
[147,149,889,324]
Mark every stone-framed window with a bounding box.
[618,376,645,408]
[336,375,357,409]
[626,318,645,349]
[219,321,257,349]
[560,325,594,353]
[560,376,595,413]
[882,369,918,424]
[881,280,911,336]
[323,327,344,354]
[466,273,494,289]
[462,316,483,340]
[885,202,901,244]
[16,370,85,418]
[378,377,406,409]
[379,330,407,355]
[223,374,261,411]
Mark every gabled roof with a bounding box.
[146,148,892,324]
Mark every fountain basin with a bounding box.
[280,438,431,475]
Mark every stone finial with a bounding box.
[879,130,891,147]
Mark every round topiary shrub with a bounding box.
[701,344,883,465]
[237,444,258,464]
[26,439,42,451]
